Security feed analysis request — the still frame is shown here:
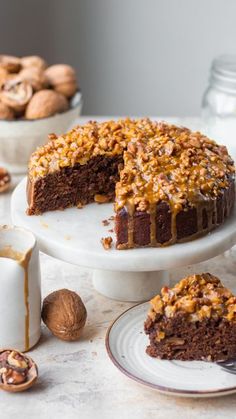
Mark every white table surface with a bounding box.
[1,116,236,419]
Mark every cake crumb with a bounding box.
[101,236,113,250]
[108,216,114,221]
[77,202,84,209]
[108,229,114,233]
[102,219,110,226]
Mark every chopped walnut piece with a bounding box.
[101,236,113,250]
[48,133,58,141]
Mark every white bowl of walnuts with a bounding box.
[0,55,82,174]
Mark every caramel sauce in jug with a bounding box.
[0,245,31,351]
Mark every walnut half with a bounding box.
[0,349,38,392]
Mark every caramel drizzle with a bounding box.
[150,204,157,246]
[0,245,31,351]
[122,182,233,248]
[170,210,177,245]
[127,201,135,248]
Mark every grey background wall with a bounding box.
[0,0,236,116]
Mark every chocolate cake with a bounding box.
[144,273,236,361]
[27,119,235,249]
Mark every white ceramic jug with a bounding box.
[0,225,41,351]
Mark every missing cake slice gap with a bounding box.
[144,273,236,362]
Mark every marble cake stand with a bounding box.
[11,178,236,302]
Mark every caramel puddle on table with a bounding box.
[0,245,32,351]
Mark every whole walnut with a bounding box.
[0,55,21,73]
[21,55,47,71]
[25,89,69,119]
[45,64,78,98]
[19,67,48,91]
[42,289,87,341]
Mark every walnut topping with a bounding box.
[148,273,236,323]
[101,236,113,250]
[28,119,235,215]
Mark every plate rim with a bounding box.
[105,302,236,397]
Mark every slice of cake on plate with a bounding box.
[144,273,236,361]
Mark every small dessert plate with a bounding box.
[106,303,236,398]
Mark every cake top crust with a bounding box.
[28,118,235,212]
[149,273,236,322]
[28,118,152,178]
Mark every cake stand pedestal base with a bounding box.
[92,270,169,302]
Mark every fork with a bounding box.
[217,359,236,375]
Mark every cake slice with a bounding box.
[144,273,236,361]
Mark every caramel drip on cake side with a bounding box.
[170,209,177,245]
[149,204,157,246]
[0,245,31,351]
[196,202,204,233]
[126,201,135,248]
[21,250,32,351]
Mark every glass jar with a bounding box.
[202,54,236,155]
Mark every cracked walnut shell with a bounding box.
[0,349,38,392]
[0,78,33,113]
[19,67,48,91]
[42,289,87,341]
[25,89,69,119]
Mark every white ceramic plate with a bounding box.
[106,303,236,397]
